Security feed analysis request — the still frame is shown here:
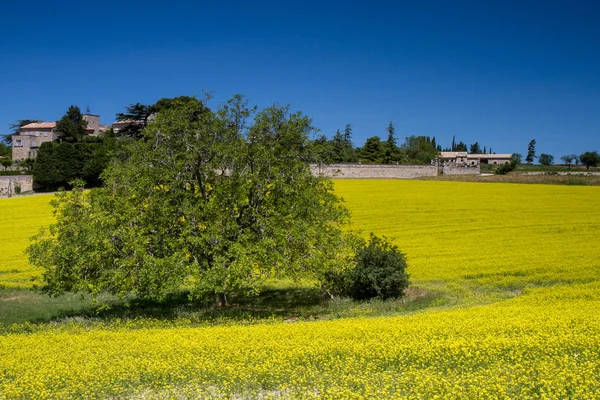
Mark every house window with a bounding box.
[15,140,22,146]
[31,140,37,147]
[44,132,49,137]
[35,132,40,137]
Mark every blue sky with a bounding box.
[1,0,598,158]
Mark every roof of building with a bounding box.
[475,153,512,159]
[439,151,467,158]
[21,122,56,129]
[439,151,512,159]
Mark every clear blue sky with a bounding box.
[1,0,598,158]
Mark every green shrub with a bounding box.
[351,234,409,300]
[323,234,409,301]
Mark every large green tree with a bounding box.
[580,151,599,170]
[56,106,88,142]
[330,124,356,163]
[360,136,385,164]
[28,96,353,305]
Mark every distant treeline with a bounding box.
[312,122,494,165]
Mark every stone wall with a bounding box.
[442,163,480,175]
[0,175,34,197]
[310,164,438,179]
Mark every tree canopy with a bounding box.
[579,151,599,170]
[28,96,353,304]
[56,106,88,142]
[538,153,554,166]
[115,96,201,138]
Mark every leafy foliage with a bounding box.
[324,234,409,301]
[28,96,353,303]
[538,153,554,166]
[561,154,578,168]
[360,136,385,163]
[55,106,88,143]
[32,137,115,190]
[579,151,599,170]
[0,143,11,158]
[0,158,12,170]
[495,154,520,175]
[115,96,200,138]
[402,135,437,164]
[350,234,409,300]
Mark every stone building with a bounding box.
[438,151,512,167]
[11,113,107,161]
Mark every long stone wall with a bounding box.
[310,164,438,179]
[0,175,34,197]
[442,164,480,175]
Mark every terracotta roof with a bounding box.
[474,154,512,159]
[21,122,56,129]
[439,152,512,159]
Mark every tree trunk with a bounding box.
[216,292,227,307]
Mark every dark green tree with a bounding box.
[28,96,354,305]
[330,126,356,163]
[115,96,201,138]
[33,137,114,190]
[580,151,599,170]
[469,142,481,154]
[56,106,88,143]
[526,139,536,164]
[384,121,401,164]
[538,153,554,166]
[361,136,385,164]
[511,153,523,164]
[454,141,468,152]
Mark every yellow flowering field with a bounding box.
[0,195,54,288]
[1,181,600,399]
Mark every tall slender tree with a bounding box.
[526,139,536,164]
[384,121,398,164]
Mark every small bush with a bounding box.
[351,234,409,300]
[324,234,409,301]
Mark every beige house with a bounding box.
[438,151,512,167]
[12,122,58,160]
[11,114,107,161]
